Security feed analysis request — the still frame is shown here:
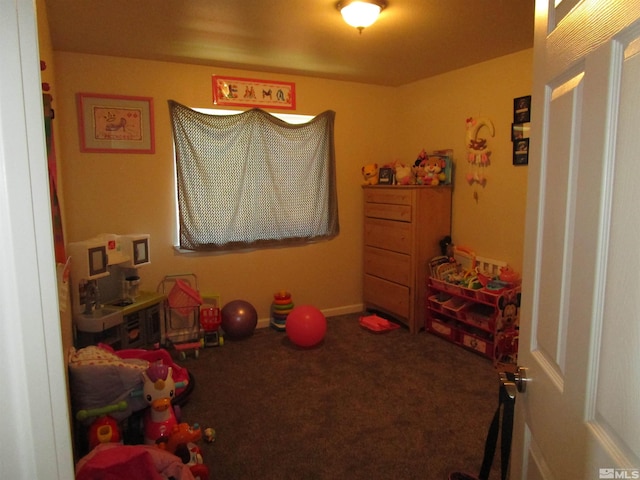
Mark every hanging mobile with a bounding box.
[465,116,495,201]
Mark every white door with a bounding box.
[512,0,640,478]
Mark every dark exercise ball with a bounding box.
[221,299,258,339]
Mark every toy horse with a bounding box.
[142,364,178,445]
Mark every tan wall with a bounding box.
[397,49,533,270]
[50,46,532,326]
[52,52,397,321]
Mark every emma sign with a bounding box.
[212,75,296,110]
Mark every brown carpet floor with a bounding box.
[179,313,502,479]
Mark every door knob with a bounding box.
[499,366,529,399]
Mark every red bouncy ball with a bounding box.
[221,299,258,339]
[286,305,327,348]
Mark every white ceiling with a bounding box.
[43,0,535,87]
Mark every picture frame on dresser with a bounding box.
[378,167,394,184]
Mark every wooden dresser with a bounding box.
[363,185,452,333]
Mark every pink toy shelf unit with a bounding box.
[425,250,521,367]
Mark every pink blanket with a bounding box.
[76,443,195,480]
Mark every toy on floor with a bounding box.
[359,314,401,333]
[76,401,128,451]
[162,274,204,360]
[286,305,326,348]
[270,290,294,331]
[142,364,179,445]
[161,422,202,453]
[200,305,224,347]
[155,423,210,480]
[88,415,121,450]
[203,427,216,443]
[175,442,209,480]
[221,299,258,339]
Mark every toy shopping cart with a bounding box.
[200,296,224,347]
[159,274,204,360]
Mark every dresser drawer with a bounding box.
[364,246,411,286]
[364,188,413,206]
[363,274,410,319]
[364,202,412,222]
[364,218,412,254]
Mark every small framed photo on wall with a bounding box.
[513,138,529,165]
[511,122,530,141]
[514,95,531,123]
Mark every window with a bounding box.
[168,101,339,251]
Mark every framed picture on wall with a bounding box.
[511,122,530,141]
[513,138,529,165]
[513,95,531,123]
[76,93,155,153]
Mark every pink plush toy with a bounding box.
[394,162,414,185]
[422,156,446,185]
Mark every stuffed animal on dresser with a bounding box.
[394,162,414,185]
[362,163,379,185]
[422,156,447,185]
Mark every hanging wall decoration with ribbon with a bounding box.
[465,116,495,187]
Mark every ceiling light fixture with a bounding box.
[338,0,387,34]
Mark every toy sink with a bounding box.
[75,307,123,333]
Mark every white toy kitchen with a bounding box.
[67,233,164,349]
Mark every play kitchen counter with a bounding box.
[362,185,452,333]
[74,291,164,350]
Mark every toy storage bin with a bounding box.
[475,289,502,304]
[465,304,495,331]
[441,298,469,321]
[426,315,458,343]
[428,291,452,310]
[460,286,480,301]
[443,282,463,296]
[427,295,446,314]
[430,277,448,291]
[459,330,493,357]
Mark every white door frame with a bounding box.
[0,0,74,478]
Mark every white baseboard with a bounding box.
[256,303,364,330]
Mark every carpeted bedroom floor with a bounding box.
[178,313,503,479]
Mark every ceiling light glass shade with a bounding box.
[339,1,386,31]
